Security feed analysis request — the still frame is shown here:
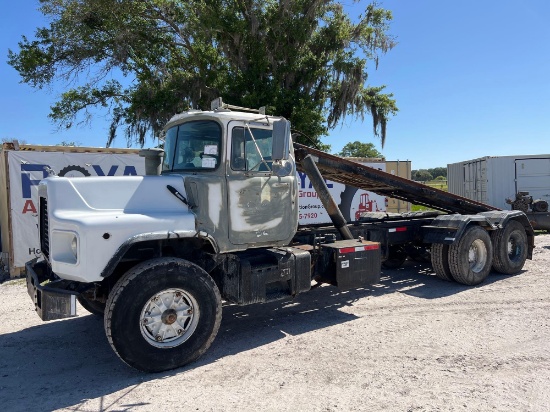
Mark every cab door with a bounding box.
[226,120,297,246]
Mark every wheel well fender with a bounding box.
[479,210,535,259]
[100,231,219,279]
[424,210,534,253]
[423,214,491,245]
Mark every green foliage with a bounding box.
[430,167,447,179]
[337,141,384,158]
[412,167,447,181]
[8,0,397,147]
[434,175,446,181]
[413,170,433,181]
[57,140,81,146]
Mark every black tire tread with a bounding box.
[431,243,454,281]
[104,257,222,372]
[491,220,528,274]
[449,225,492,286]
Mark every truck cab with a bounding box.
[161,108,298,253]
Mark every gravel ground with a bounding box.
[0,235,549,412]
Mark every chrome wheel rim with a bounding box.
[139,288,199,348]
[468,239,488,273]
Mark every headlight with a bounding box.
[51,230,79,264]
[71,236,78,259]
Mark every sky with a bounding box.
[1,0,549,170]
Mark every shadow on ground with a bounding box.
[0,262,516,410]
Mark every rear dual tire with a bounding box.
[431,243,454,282]
[448,225,493,286]
[431,225,493,286]
[490,220,528,275]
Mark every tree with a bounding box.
[338,141,384,158]
[413,170,433,181]
[8,0,397,148]
[429,167,446,179]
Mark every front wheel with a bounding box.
[449,225,493,286]
[104,258,222,372]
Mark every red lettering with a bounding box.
[22,199,37,214]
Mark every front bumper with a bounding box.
[26,258,77,321]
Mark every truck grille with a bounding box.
[39,196,50,260]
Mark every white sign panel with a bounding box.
[297,162,386,225]
[8,151,145,268]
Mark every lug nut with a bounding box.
[155,335,162,341]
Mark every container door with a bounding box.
[463,160,487,203]
[515,158,550,201]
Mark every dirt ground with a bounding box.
[0,235,549,412]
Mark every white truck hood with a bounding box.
[41,175,196,282]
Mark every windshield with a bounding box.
[162,120,222,172]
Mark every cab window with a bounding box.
[231,127,272,172]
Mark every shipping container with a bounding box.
[447,155,550,209]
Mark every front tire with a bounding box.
[449,225,493,286]
[104,258,222,372]
[491,220,528,274]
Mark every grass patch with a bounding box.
[411,204,437,212]
[424,181,448,191]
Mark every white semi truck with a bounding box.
[26,99,534,372]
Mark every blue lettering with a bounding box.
[297,171,332,189]
[297,172,307,189]
[92,165,119,176]
[123,166,137,176]
[21,164,48,198]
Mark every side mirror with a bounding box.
[271,119,291,161]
